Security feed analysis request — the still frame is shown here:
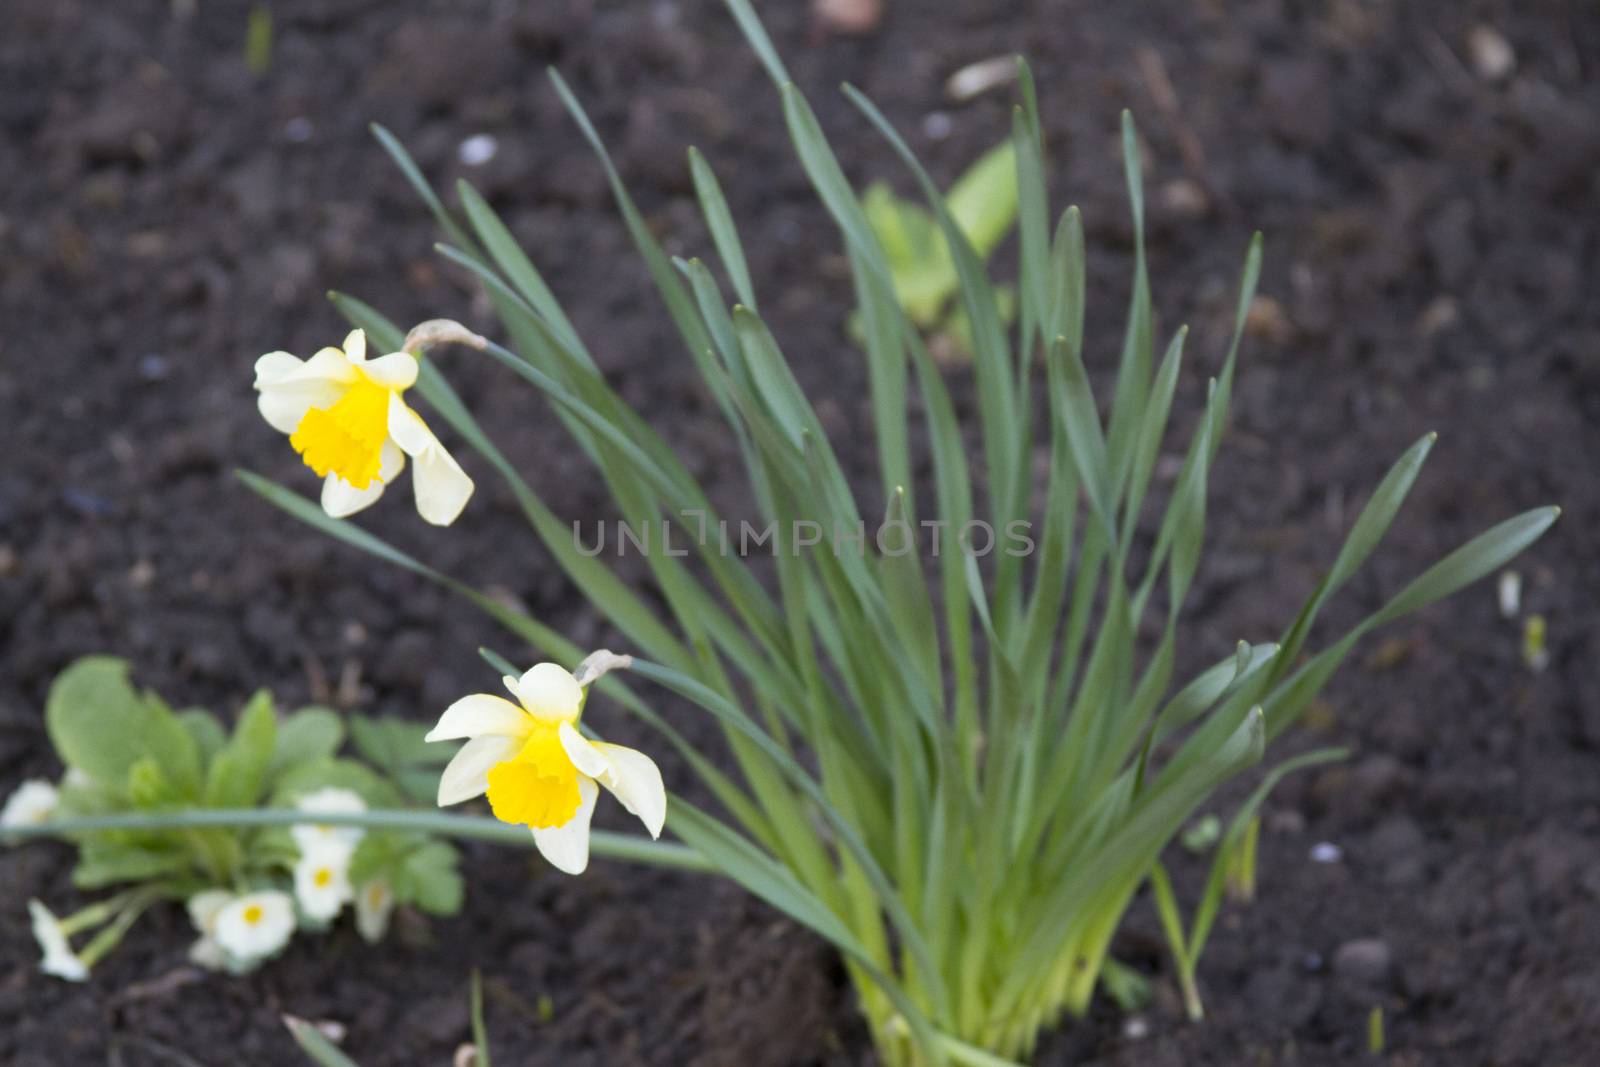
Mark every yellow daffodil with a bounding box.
[426,662,666,875]
[254,329,474,525]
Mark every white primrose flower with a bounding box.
[427,662,667,875]
[28,900,88,982]
[2,779,59,829]
[293,842,355,925]
[186,889,234,971]
[254,329,474,525]
[354,878,395,944]
[290,786,368,854]
[213,890,295,969]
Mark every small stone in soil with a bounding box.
[922,111,953,140]
[1333,938,1393,985]
[1467,25,1515,82]
[1311,841,1343,864]
[458,134,498,167]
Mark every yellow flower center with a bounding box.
[314,868,333,889]
[485,725,583,829]
[290,376,392,488]
[242,904,264,925]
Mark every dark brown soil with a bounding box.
[3,1,1597,1064]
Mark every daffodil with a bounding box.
[28,900,88,982]
[354,878,394,944]
[213,890,295,969]
[294,841,355,924]
[254,329,474,525]
[2,780,59,830]
[426,662,667,875]
[290,786,368,854]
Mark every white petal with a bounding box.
[257,379,344,435]
[594,741,667,838]
[187,890,234,934]
[437,734,519,805]
[386,393,435,457]
[253,348,355,388]
[355,881,394,944]
[531,777,598,875]
[343,329,367,363]
[511,663,583,723]
[361,351,419,389]
[557,721,609,779]
[557,725,666,836]
[1,780,59,827]
[254,350,352,434]
[425,693,530,742]
[215,891,295,962]
[411,440,474,526]
[321,471,387,518]
[189,936,228,971]
[318,436,402,519]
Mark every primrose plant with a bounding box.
[224,4,1553,1064]
[858,139,1018,361]
[4,657,463,980]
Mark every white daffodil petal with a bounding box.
[425,693,530,742]
[557,721,609,779]
[361,351,419,389]
[386,393,435,457]
[253,349,356,388]
[531,777,599,875]
[321,473,387,519]
[385,394,473,525]
[343,329,367,363]
[593,742,667,838]
[254,350,353,433]
[411,440,474,527]
[320,438,400,518]
[437,734,519,805]
[513,663,583,723]
[257,378,346,434]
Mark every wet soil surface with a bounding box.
[2,0,1597,1063]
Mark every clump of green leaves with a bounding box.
[243,1,1556,1062]
[14,656,461,977]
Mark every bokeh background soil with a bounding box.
[2,0,1597,1064]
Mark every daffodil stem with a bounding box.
[9,810,715,873]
